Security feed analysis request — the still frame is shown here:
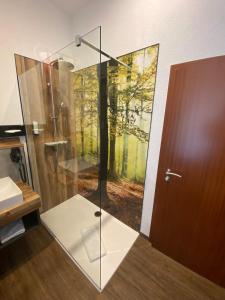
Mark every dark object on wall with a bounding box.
[0,125,26,138]
[10,148,27,182]
[150,55,225,288]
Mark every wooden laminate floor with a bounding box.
[0,225,225,300]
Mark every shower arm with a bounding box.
[75,35,130,69]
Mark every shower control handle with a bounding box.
[165,168,182,182]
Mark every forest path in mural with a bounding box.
[77,167,143,231]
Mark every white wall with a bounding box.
[0,0,73,126]
[0,0,72,180]
[72,0,225,236]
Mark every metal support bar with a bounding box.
[75,34,130,69]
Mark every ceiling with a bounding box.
[50,0,91,15]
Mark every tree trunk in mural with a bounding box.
[90,100,94,154]
[80,75,85,160]
[121,102,129,177]
[97,61,109,202]
[108,60,118,179]
[121,55,133,178]
[134,138,139,181]
[134,49,145,182]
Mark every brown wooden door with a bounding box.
[150,56,225,287]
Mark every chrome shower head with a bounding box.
[50,58,74,70]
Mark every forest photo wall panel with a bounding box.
[73,44,159,231]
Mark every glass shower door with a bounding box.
[16,27,102,290]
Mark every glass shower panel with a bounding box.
[16,27,102,290]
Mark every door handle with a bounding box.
[165,168,182,182]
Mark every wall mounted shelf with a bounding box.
[0,138,24,150]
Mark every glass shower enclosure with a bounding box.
[15,26,139,291]
[16,27,102,289]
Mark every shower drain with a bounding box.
[94,211,102,217]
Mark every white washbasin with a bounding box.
[0,177,23,211]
